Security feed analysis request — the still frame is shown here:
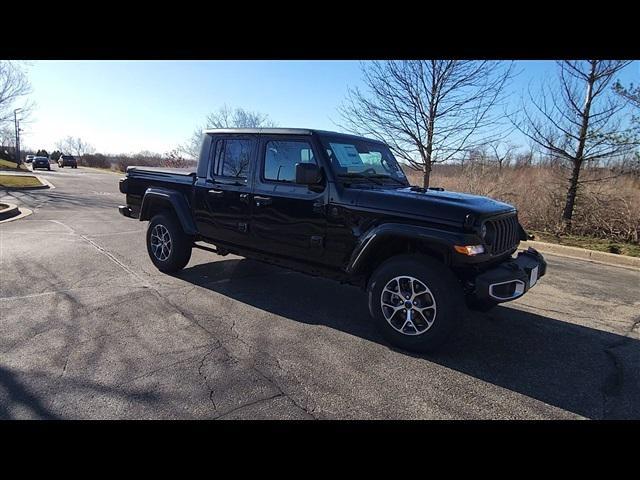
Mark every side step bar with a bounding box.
[193,243,229,256]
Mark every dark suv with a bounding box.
[58,155,77,168]
[118,128,546,352]
[31,156,51,171]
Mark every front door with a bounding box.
[194,135,256,248]
[249,136,328,261]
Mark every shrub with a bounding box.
[80,153,111,169]
[405,163,640,245]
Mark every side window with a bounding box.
[210,138,254,179]
[263,140,317,183]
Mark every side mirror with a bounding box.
[295,163,321,185]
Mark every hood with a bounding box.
[354,187,515,224]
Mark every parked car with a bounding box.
[25,155,35,164]
[118,128,546,352]
[31,156,51,171]
[58,155,77,168]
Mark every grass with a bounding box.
[0,159,29,171]
[0,174,43,188]
[530,230,640,258]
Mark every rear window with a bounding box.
[210,138,255,180]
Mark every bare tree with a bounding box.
[513,60,636,228]
[488,141,518,171]
[0,125,15,148]
[338,61,515,187]
[614,81,640,169]
[614,81,640,109]
[56,136,96,160]
[179,105,277,159]
[0,61,33,126]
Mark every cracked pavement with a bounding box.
[1,165,639,419]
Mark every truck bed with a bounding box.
[126,166,197,186]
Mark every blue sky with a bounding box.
[18,60,638,155]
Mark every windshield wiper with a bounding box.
[337,172,384,186]
[366,174,407,186]
[338,172,406,187]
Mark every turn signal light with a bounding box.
[454,245,485,256]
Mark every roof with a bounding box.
[203,128,313,135]
[201,128,386,144]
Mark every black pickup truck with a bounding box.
[119,128,546,352]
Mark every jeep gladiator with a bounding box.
[118,128,546,352]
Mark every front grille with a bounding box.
[487,214,520,255]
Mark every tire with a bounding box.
[146,212,192,273]
[367,254,464,353]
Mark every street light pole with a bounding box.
[14,108,22,168]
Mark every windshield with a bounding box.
[319,136,408,185]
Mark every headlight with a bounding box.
[454,244,485,256]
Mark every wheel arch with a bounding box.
[139,187,197,236]
[347,223,473,287]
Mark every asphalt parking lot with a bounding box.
[1,165,639,419]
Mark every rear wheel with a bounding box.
[368,255,464,353]
[146,212,192,273]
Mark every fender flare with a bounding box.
[346,222,478,274]
[139,187,198,236]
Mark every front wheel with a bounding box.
[368,255,464,353]
[146,213,192,273]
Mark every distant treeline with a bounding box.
[74,151,197,171]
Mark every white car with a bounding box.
[25,155,35,164]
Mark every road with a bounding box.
[1,165,639,419]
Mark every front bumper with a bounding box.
[119,205,135,218]
[471,247,546,303]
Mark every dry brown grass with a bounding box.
[405,164,640,244]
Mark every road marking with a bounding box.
[48,219,151,287]
[87,230,145,237]
[0,284,148,301]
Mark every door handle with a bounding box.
[254,196,272,207]
[208,189,225,197]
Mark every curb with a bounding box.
[0,202,20,221]
[521,240,640,270]
[1,183,49,191]
[0,203,32,224]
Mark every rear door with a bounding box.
[193,134,257,248]
[249,135,328,261]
